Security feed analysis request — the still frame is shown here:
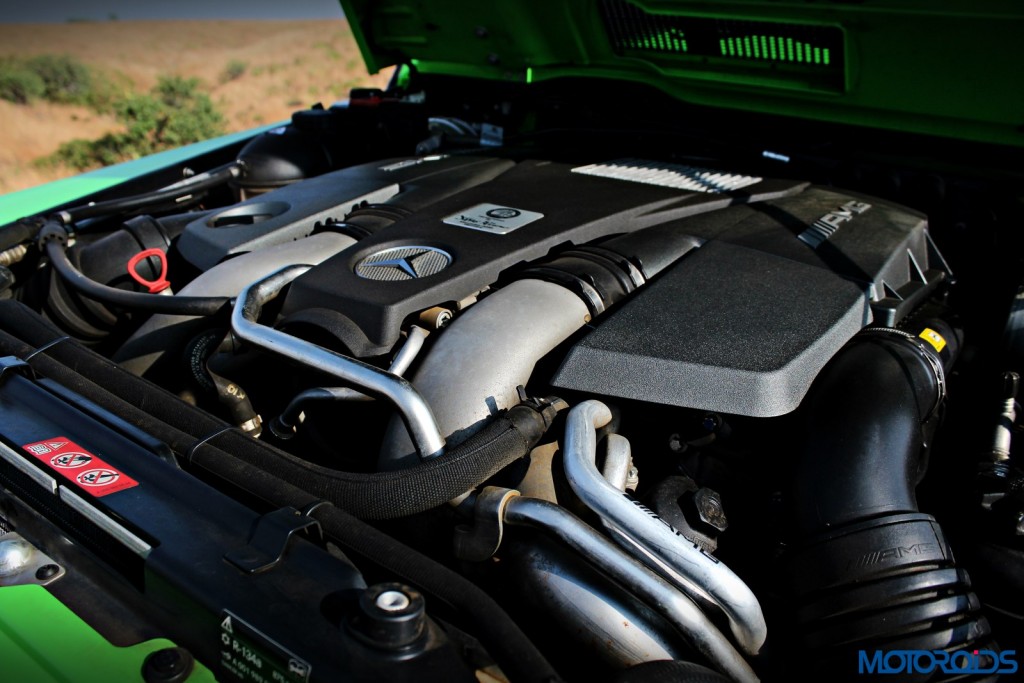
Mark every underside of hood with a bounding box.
[340,0,1024,148]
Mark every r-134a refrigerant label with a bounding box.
[218,611,311,683]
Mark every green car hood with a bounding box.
[340,0,1024,148]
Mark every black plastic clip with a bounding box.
[224,506,322,574]
[0,356,34,385]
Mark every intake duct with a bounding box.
[786,318,996,678]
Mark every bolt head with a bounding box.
[35,564,60,581]
[694,488,728,533]
[142,648,194,683]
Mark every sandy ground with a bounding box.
[0,20,391,194]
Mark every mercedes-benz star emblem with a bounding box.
[355,246,453,281]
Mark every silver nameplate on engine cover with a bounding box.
[442,203,544,234]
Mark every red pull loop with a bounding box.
[126,248,171,293]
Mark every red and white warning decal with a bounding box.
[50,452,93,469]
[24,440,68,456]
[22,436,138,497]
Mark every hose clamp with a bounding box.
[860,327,947,420]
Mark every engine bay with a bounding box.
[1,72,1023,683]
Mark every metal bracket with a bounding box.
[224,507,322,574]
[453,487,520,562]
[0,356,34,385]
[0,532,65,587]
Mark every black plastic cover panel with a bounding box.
[553,240,868,416]
[552,187,939,417]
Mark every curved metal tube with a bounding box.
[504,497,759,683]
[115,232,357,375]
[272,326,429,434]
[231,266,445,459]
[563,400,767,655]
[602,433,632,491]
[512,545,686,668]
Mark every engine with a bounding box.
[1,105,1021,683]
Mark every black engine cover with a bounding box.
[281,158,801,356]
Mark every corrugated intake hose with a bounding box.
[0,302,563,683]
[0,300,553,520]
[787,321,995,679]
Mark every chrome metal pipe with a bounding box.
[388,325,429,376]
[505,496,759,683]
[231,266,445,459]
[601,433,632,491]
[563,400,767,655]
[272,326,430,435]
[512,545,686,668]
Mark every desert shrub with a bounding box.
[47,136,127,169]
[0,61,45,104]
[220,59,247,83]
[0,54,108,107]
[25,54,93,104]
[47,75,225,170]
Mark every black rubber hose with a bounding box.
[0,217,44,252]
[794,326,953,533]
[215,402,550,519]
[0,323,560,683]
[787,321,993,677]
[0,300,551,520]
[41,232,231,317]
[52,162,240,224]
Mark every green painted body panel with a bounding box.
[0,584,216,683]
[341,0,1024,147]
[0,124,281,227]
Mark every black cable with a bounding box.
[43,235,230,316]
[52,162,240,224]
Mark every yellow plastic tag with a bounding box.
[919,327,947,353]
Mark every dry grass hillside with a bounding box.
[0,20,390,194]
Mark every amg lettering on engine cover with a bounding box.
[798,200,872,248]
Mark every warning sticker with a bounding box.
[919,328,947,353]
[442,203,544,234]
[218,611,311,683]
[22,437,138,498]
[24,440,68,456]
[50,452,93,469]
